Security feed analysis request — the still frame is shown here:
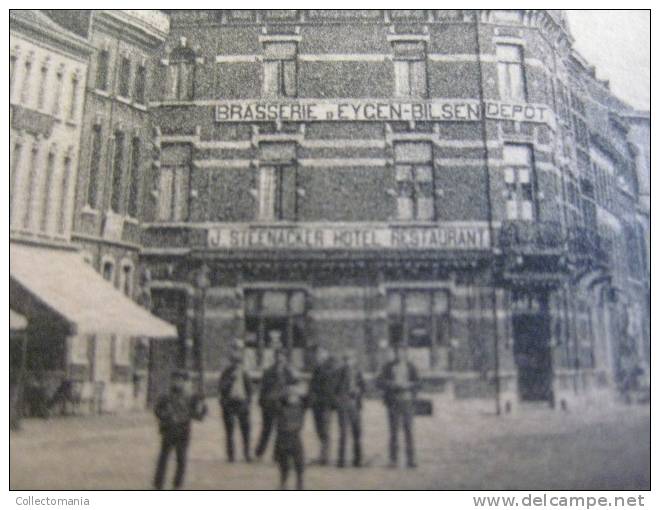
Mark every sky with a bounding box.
[567,10,650,111]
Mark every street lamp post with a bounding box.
[194,264,211,395]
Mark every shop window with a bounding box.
[118,56,131,98]
[503,144,536,221]
[392,41,427,98]
[127,137,141,218]
[258,165,297,221]
[262,42,297,98]
[87,125,102,208]
[110,131,125,213]
[387,289,450,350]
[113,335,131,366]
[96,49,110,91]
[244,289,307,352]
[158,144,191,221]
[166,46,195,100]
[496,44,526,101]
[134,64,147,105]
[70,335,90,365]
[394,142,434,221]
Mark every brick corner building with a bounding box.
[20,9,649,413]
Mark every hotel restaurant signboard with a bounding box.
[215,99,554,127]
[207,223,490,251]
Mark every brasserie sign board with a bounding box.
[215,99,553,127]
[207,223,490,251]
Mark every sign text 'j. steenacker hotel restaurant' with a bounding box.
[139,10,649,410]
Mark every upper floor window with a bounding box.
[68,72,80,121]
[23,144,40,230]
[257,165,297,221]
[119,261,134,297]
[158,144,191,221]
[262,42,297,98]
[10,50,18,100]
[95,49,110,91]
[496,44,526,101]
[40,151,56,232]
[127,137,141,218]
[118,56,131,98]
[394,142,434,221]
[102,259,115,283]
[58,153,72,234]
[110,131,125,213]
[503,144,535,221]
[37,60,49,111]
[392,41,427,98]
[87,124,103,208]
[134,64,147,105]
[20,55,33,105]
[10,141,23,224]
[166,46,196,100]
[52,65,64,116]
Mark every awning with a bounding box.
[10,309,27,331]
[10,243,177,338]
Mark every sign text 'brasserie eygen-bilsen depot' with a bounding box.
[215,99,554,126]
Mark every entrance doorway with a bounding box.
[513,313,553,402]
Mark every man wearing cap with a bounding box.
[307,347,338,465]
[334,350,366,468]
[378,345,420,469]
[255,349,297,459]
[218,340,253,462]
[153,370,207,490]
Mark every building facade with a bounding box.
[10,10,176,416]
[136,9,650,410]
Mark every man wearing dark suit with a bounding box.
[378,345,420,469]
[307,348,338,465]
[255,349,297,459]
[218,342,253,462]
[153,370,207,490]
[334,350,366,468]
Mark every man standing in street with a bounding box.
[378,345,420,469]
[153,370,207,490]
[255,348,296,459]
[335,350,366,468]
[218,340,253,463]
[307,347,337,465]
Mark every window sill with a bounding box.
[133,102,148,112]
[124,216,140,225]
[81,205,99,216]
[93,88,111,98]
[116,95,132,105]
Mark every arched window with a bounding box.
[166,45,196,100]
[102,257,115,284]
[119,259,134,297]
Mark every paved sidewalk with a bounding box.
[10,397,650,490]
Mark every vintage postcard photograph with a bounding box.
[8,7,650,493]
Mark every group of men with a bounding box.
[153,341,421,490]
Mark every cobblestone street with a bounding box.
[10,396,650,490]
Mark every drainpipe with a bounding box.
[473,10,502,416]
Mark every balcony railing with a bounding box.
[497,220,563,253]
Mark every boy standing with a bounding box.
[274,383,306,490]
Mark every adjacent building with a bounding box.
[9,10,175,415]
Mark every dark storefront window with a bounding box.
[244,289,307,352]
[387,289,450,350]
[127,137,141,218]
